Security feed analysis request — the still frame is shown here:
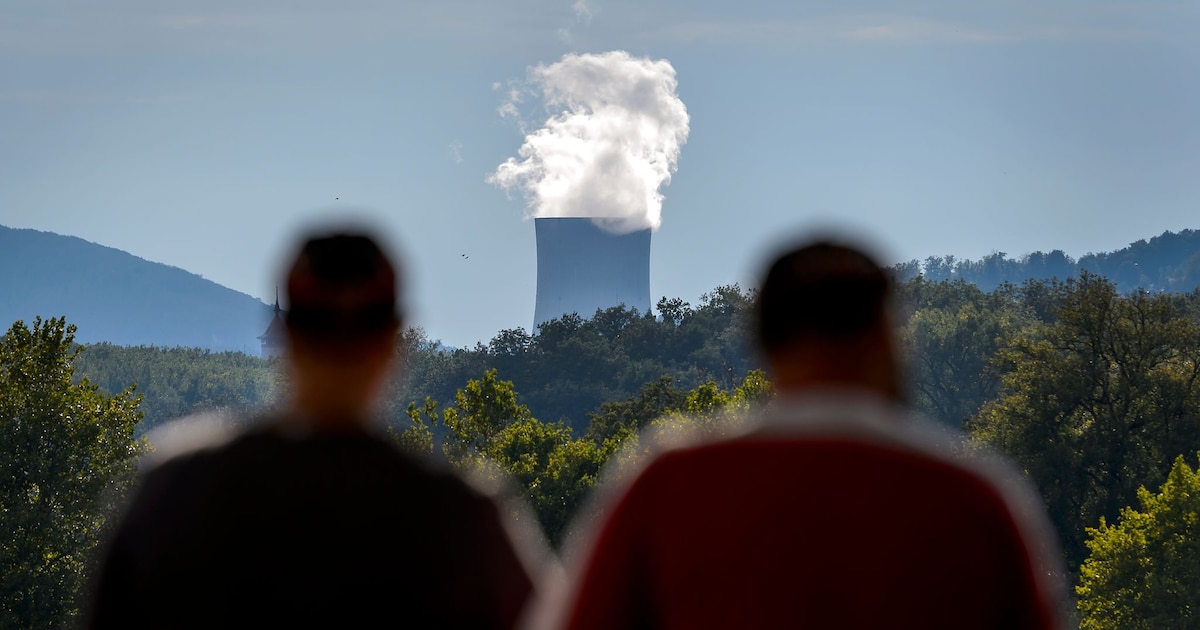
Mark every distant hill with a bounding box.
[0,225,273,353]
[893,229,1200,294]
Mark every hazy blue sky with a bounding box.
[2,1,1197,347]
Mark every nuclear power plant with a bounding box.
[534,217,651,329]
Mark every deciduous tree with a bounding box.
[969,274,1200,569]
[416,369,609,545]
[902,299,1027,427]
[1,318,142,628]
[1077,454,1200,630]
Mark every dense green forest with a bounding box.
[894,228,1200,294]
[6,266,1200,627]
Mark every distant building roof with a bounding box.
[258,293,287,357]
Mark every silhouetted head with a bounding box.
[281,230,403,423]
[756,239,901,400]
[285,233,400,343]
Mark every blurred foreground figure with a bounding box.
[554,240,1065,629]
[87,231,539,628]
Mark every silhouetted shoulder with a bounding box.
[87,416,535,629]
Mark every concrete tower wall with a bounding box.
[534,217,651,328]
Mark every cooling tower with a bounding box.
[534,217,651,328]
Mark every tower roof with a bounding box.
[258,290,287,343]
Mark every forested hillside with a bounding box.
[65,272,1200,558]
[72,344,279,435]
[392,286,755,432]
[896,228,1200,293]
[0,225,273,352]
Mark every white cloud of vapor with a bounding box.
[488,50,689,234]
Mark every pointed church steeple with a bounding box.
[258,286,287,358]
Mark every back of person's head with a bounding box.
[756,240,892,355]
[284,231,401,346]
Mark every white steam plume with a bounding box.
[488,51,690,234]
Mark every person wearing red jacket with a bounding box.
[551,238,1066,629]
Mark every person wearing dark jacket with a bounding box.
[86,229,542,629]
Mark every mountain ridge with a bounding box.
[893,228,1200,293]
[0,225,272,353]
[3,224,1198,353]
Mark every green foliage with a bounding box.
[584,376,687,442]
[1077,454,1200,630]
[591,371,773,491]
[734,368,773,405]
[481,416,607,543]
[400,368,771,546]
[442,369,535,461]
[968,273,1200,569]
[391,397,437,455]
[654,370,772,434]
[684,381,732,415]
[397,370,608,546]
[73,343,277,434]
[1,318,143,628]
[899,279,1032,427]
[655,296,690,326]
[390,285,758,431]
[904,229,1200,294]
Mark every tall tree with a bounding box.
[969,274,1200,569]
[1,318,142,628]
[584,376,688,442]
[441,368,534,461]
[902,299,1028,427]
[1077,454,1200,630]
[420,369,608,546]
